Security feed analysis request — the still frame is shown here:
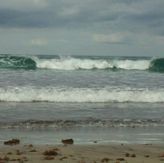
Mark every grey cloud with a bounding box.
[1,0,137,28]
[0,8,47,27]
[121,8,164,36]
[0,0,163,36]
[0,5,119,28]
[0,0,164,27]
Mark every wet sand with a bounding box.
[0,143,164,163]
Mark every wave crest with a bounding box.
[0,55,36,69]
[0,55,164,72]
[0,87,164,103]
[149,58,164,72]
[34,57,150,70]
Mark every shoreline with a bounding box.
[0,143,164,163]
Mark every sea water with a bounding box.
[0,55,164,145]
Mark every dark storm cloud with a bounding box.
[120,3,164,34]
[0,4,119,28]
[123,11,164,35]
[0,0,163,35]
[0,8,54,28]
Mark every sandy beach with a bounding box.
[0,143,164,163]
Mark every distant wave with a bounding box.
[0,86,164,103]
[0,119,163,129]
[0,55,164,72]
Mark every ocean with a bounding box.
[0,55,164,145]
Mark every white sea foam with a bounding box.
[33,57,150,70]
[0,87,164,103]
[113,60,150,70]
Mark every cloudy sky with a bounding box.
[0,0,164,56]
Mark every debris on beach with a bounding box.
[43,149,59,161]
[101,157,111,162]
[116,158,125,161]
[62,138,74,145]
[10,157,28,162]
[43,149,58,156]
[144,154,150,158]
[29,149,37,152]
[125,153,130,157]
[131,154,136,157]
[4,139,20,146]
[125,152,136,158]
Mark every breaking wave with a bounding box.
[0,55,164,72]
[0,55,36,69]
[34,57,150,70]
[0,86,164,103]
[149,58,164,72]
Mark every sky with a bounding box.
[0,0,164,56]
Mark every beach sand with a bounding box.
[0,143,164,163]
